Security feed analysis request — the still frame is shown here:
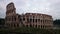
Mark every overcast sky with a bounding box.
[0,0,60,20]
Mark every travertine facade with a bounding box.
[5,2,53,29]
[5,2,19,28]
[19,13,53,29]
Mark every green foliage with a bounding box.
[53,19,60,25]
[0,18,5,25]
[0,27,60,34]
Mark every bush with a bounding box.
[0,27,60,34]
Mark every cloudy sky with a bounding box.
[0,0,60,20]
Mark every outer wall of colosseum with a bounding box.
[5,2,53,29]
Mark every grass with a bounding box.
[0,27,60,34]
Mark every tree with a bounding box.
[53,19,60,25]
[0,18,5,28]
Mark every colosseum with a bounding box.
[5,2,53,29]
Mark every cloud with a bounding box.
[15,0,50,14]
[0,0,10,18]
[49,0,60,19]
[0,6,5,18]
[0,0,60,20]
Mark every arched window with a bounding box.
[38,25,40,28]
[26,25,28,27]
[23,17,25,21]
[14,24,15,27]
[17,24,19,27]
[35,25,37,28]
[33,19,34,23]
[35,19,37,23]
[30,24,32,27]
[30,19,32,22]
